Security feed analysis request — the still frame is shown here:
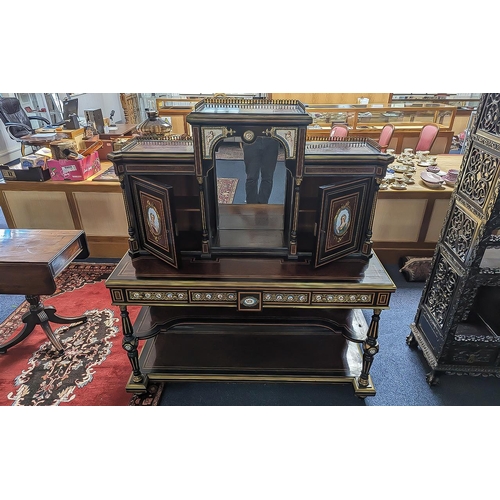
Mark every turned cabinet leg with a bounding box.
[406,332,417,348]
[426,371,440,386]
[359,308,381,388]
[119,306,143,383]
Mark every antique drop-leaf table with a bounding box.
[0,229,89,354]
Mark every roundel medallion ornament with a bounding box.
[243,130,255,142]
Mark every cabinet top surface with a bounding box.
[305,140,383,156]
[120,139,194,154]
[113,138,385,158]
[106,252,396,291]
[192,99,307,115]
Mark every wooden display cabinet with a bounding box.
[109,99,395,268]
[106,98,397,399]
[155,97,201,136]
[389,93,481,109]
[306,102,457,154]
[269,93,392,106]
[389,94,481,137]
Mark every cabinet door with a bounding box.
[313,178,371,268]
[131,176,180,269]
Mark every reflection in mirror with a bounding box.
[215,137,286,249]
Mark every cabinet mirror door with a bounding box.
[131,176,180,269]
[213,137,288,251]
[313,178,371,268]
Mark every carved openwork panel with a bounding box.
[478,93,500,137]
[443,204,476,261]
[410,94,500,375]
[424,255,458,328]
[460,147,499,209]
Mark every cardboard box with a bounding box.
[20,154,47,170]
[56,128,84,139]
[83,136,131,161]
[59,128,85,150]
[47,151,101,181]
[83,136,113,161]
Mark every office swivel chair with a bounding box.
[0,96,64,155]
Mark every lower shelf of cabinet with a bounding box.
[410,319,500,375]
[126,308,376,397]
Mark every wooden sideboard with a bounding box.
[0,154,464,265]
[0,165,129,258]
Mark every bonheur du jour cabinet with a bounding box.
[106,98,396,399]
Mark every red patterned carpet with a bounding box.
[0,263,159,406]
[217,178,238,204]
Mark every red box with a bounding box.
[47,152,101,181]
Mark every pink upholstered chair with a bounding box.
[377,124,394,152]
[329,123,349,139]
[415,123,440,153]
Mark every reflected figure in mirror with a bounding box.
[243,137,280,204]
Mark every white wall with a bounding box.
[63,93,124,124]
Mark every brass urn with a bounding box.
[137,110,172,138]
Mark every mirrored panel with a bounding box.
[214,137,286,249]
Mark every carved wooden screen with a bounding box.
[409,93,500,379]
[120,93,141,124]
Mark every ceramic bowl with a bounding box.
[422,180,445,189]
[421,171,444,189]
[425,165,440,173]
[444,175,457,187]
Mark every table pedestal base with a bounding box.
[0,295,87,354]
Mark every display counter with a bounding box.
[155,97,201,136]
[372,154,463,264]
[306,102,457,154]
[0,162,129,258]
[0,154,464,265]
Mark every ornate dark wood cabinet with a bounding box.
[408,93,500,384]
[106,99,396,399]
